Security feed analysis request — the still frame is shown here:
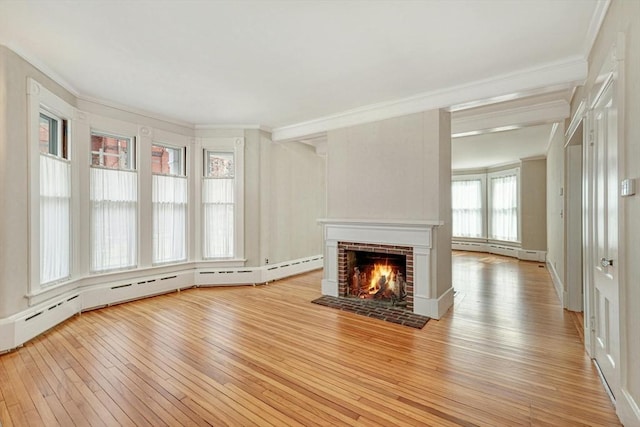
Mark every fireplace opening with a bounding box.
[346,250,407,307]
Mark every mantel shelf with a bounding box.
[317,218,444,228]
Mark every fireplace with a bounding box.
[338,242,413,311]
[319,219,449,319]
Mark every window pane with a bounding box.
[205,151,234,178]
[152,144,184,176]
[91,133,134,170]
[452,179,483,238]
[39,113,58,156]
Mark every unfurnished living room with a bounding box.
[0,0,638,426]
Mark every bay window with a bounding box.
[452,167,520,244]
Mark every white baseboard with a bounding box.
[0,254,323,354]
[619,387,640,427]
[546,260,564,306]
[414,286,454,320]
[452,241,546,262]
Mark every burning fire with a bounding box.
[365,263,399,297]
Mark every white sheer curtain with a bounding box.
[202,178,234,258]
[40,154,71,284]
[90,167,137,271]
[452,179,483,238]
[490,174,518,242]
[153,175,187,263]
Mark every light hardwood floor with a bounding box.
[0,252,620,426]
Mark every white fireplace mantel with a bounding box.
[318,218,448,319]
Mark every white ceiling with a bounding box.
[0,0,607,168]
[452,123,554,170]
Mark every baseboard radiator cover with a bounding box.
[0,254,322,353]
[452,241,546,262]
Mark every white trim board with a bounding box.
[0,255,323,354]
[546,260,564,307]
[452,242,546,262]
[619,387,640,427]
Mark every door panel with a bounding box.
[591,76,619,397]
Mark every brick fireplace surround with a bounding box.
[319,219,444,319]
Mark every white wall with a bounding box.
[0,46,77,318]
[261,135,326,265]
[546,124,565,300]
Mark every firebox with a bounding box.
[338,242,414,311]
[346,250,406,304]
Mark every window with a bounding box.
[39,110,71,284]
[489,172,519,242]
[452,168,520,244]
[29,79,75,291]
[90,131,137,272]
[152,143,187,264]
[202,151,234,258]
[39,111,68,158]
[152,144,184,175]
[91,132,134,170]
[452,178,483,238]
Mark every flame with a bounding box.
[367,263,397,295]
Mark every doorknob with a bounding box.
[600,257,614,268]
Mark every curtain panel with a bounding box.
[490,174,518,242]
[90,167,138,271]
[202,178,234,258]
[152,174,187,264]
[40,155,71,284]
[452,179,483,238]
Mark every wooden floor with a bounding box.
[0,252,620,426]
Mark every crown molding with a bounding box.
[583,0,611,58]
[77,95,195,129]
[452,99,569,137]
[5,43,80,97]
[546,122,561,154]
[194,124,271,132]
[272,57,587,142]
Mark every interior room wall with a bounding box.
[261,136,326,265]
[520,157,547,251]
[327,111,445,220]
[546,123,566,299]
[571,0,640,423]
[0,46,76,318]
[242,129,262,267]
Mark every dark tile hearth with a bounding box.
[311,295,430,329]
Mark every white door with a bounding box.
[590,74,620,398]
